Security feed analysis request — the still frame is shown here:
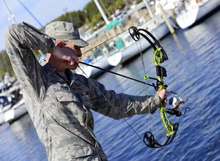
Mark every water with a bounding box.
[0,11,220,161]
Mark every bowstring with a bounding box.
[134,33,155,137]
[77,64,144,143]
[136,38,147,77]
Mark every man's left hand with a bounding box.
[157,89,167,101]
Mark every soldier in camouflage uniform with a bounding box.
[5,21,166,161]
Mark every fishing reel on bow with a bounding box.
[143,91,186,148]
[167,92,185,117]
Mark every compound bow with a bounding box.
[79,26,186,149]
[128,26,184,148]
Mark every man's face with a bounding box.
[49,40,82,71]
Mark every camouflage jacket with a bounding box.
[5,23,162,161]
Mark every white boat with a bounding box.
[175,0,199,29]
[175,0,220,29]
[77,15,170,78]
[77,2,172,78]
[105,39,125,66]
[107,15,170,65]
[0,75,27,124]
[107,51,122,66]
[0,99,26,124]
[76,48,111,78]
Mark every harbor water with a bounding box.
[0,10,219,161]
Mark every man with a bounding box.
[5,21,166,161]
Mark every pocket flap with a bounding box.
[55,90,78,102]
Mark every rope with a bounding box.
[17,0,43,27]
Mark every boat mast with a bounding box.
[143,0,154,18]
[2,0,17,24]
[93,0,110,24]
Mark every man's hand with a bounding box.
[157,88,167,101]
[52,46,79,70]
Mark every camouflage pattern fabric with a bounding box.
[5,22,162,161]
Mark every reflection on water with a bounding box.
[0,11,220,161]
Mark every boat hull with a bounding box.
[122,22,169,63]
[0,99,26,125]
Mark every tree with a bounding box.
[0,50,14,78]
[50,0,127,28]
[83,1,102,27]
[55,10,86,28]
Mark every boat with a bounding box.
[175,0,220,29]
[0,76,27,125]
[76,48,111,78]
[76,14,170,78]
[106,38,125,66]
[175,0,199,29]
[107,51,122,66]
[107,15,170,65]
[0,99,26,124]
[76,1,172,78]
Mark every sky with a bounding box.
[0,0,91,50]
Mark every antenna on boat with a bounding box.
[143,0,154,18]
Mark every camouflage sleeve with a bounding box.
[5,22,54,98]
[84,78,162,119]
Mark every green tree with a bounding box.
[51,0,127,28]
[83,1,102,27]
[56,10,86,28]
[83,0,126,28]
[0,50,14,78]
